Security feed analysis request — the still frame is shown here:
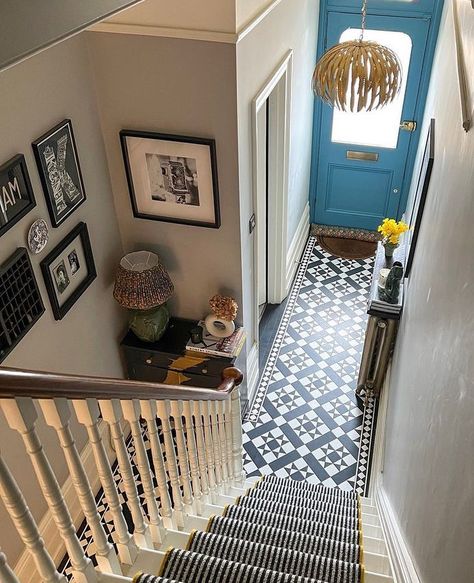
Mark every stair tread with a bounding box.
[162,548,327,583]
[209,515,361,564]
[258,476,358,498]
[235,498,361,529]
[224,505,361,546]
[188,530,363,583]
[246,488,359,511]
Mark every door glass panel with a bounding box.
[331,28,412,149]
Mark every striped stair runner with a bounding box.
[187,530,363,583]
[134,477,365,583]
[207,516,362,564]
[237,494,360,520]
[162,549,324,583]
[224,506,361,545]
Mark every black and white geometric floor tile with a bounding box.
[243,236,377,494]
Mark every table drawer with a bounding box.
[130,363,222,389]
[124,347,231,378]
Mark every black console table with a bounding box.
[121,317,236,389]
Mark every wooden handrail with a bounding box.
[0,366,243,401]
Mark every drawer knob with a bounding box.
[145,358,152,365]
[202,368,208,374]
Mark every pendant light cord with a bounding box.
[359,0,368,41]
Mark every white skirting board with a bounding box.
[376,486,421,583]
[286,203,310,291]
[14,421,114,583]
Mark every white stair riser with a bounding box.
[364,552,391,576]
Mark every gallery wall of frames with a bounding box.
[0,118,96,363]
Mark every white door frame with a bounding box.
[251,49,293,349]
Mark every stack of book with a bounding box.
[185,321,246,359]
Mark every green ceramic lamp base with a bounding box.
[129,304,170,343]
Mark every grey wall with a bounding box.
[0,34,125,564]
[236,0,319,351]
[88,33,243,324]
[382,4,474,582]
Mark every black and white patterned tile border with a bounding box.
[245,237,316,423]
[354,395,379,496]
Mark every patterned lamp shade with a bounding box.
[113,251,174,310]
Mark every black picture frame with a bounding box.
[32,119,86,227]
[41,222,96,320]
[0,154,36,238]
[120,130,221,228]
[405,119,435,278]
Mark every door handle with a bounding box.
[400,120,417,132]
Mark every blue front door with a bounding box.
[312,12,431,231]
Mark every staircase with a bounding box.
[0,366,393,583]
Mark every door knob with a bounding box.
[400,120,417,132]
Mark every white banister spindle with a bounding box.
[99,399,152,549]
[170,401,194,514]
[0,549,20,583]
[40,399,122,576]
[231,386,246,485]
[192,401,210,505]
[224,397,235,485]
[140,400,174,529]
[200,401,218,504]
[0,454,67,583]
[73,399,138,566]
[121,400,163,545]
[217,400,231,487]
[182,401,203,514]
[212,401,229,489]
[1,399,97,583]
[208,401,223,491]
[156,400,185,528]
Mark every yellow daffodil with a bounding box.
[377,218,409,246]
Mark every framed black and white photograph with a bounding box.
[33,119,86,227]
[0,154,36,238]
[405,119,435,278]
[120,130,221,228]
[41,222,96,320]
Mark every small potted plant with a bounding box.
[377,218,409,258]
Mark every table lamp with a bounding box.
[113,251,174,342]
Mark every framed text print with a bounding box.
[33,119,86,227]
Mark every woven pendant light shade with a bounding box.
[312,1,401,112]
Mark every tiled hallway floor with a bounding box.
[243,236,377,494]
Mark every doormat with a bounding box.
[311,223,381,243]
[317,235,377,260]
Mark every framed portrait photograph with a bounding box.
[405,119,435,278]
[120,130,221,228]
[41,222,96,320]
[33,119,86,227]
[0,154,36,238]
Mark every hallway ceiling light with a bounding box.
[312,0,402,112]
